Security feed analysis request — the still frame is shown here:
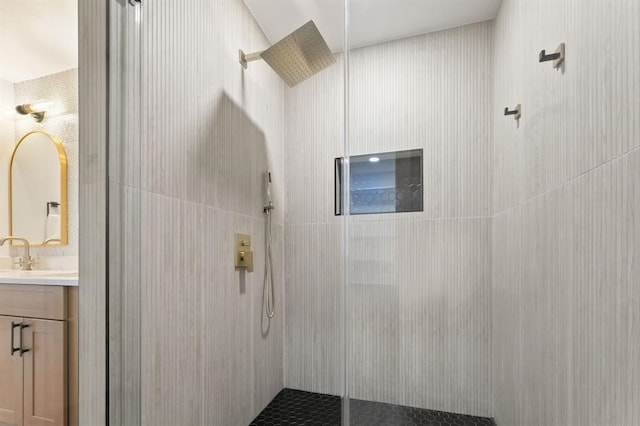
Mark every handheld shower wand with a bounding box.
[264,171,274,213]
[263,171,275,319]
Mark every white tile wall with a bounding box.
[396,218,492,416]
[284,22,494,417]
[81,1,640,424]
[284,223,344,395]
[78,0,108,424]
[0,71,78,260]
[107,0,288,424]
[0,78,13,256]
[108,182,143,425]
[13,69,79,260]
[140,0,286,225]
[570,151,640,426]
[78,182,107,426]
[493,149,640,425]
[349,24,494,220]
[492,191,573,425]
[492,0,640,424]
[493,0,640,214]
[284,55,345,226]
[107,4,143,424]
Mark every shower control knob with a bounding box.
[235,234,254,272]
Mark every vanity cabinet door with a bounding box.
[22,319,67,426]
[0,315,24,426]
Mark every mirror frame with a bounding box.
[8,130,68,246]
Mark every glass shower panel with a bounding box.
[346,1,493,424]
[106,0,351,424]
[267,3,349,424]
[345,2,408,420]
[107,1,142,424]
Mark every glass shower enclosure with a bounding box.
[105,0,494,424]
[344,2,493,421]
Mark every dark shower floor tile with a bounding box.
[250,388,496,426]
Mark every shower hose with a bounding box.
[263,207,275,318]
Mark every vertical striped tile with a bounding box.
[284,21,494,417]
[492,0,640,424]
[114,0,289,424]
[284,223,344,395]
[78,0,108,424]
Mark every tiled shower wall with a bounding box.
[284,22,494,417]
[74,1,640,425]
[116,1,286,425]
[492,0,640,425]
[78,0,108,423]
[81,0,287,425]
[283,53,345,398]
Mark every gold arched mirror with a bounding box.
[8,131,68,246]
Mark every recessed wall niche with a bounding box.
[335,149,423,215]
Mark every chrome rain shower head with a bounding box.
[239,20,336,87]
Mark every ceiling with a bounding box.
[244,0,502,52]
[0,0,78,83]
[0,0,500,82]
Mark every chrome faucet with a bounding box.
[0,236,35,271]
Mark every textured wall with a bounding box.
[284,53,345,397]
[13,69,79,260]
[0,78,13,255]
[81,1,640,424]
[284,22,494,417]
[118,1,287,425]
[78,0,107,424]
[107,3,142,424]
[492,0,640,424]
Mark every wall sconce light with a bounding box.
[15,100,53,123]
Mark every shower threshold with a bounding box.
[250,388,496,425]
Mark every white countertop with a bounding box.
[0,270,79,286]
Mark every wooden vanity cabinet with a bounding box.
[0,316,24,426]
[0,286,69,426]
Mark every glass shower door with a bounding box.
[107,0,143,424]
[345,2,494,424]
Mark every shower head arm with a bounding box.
[239,49,265,69]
